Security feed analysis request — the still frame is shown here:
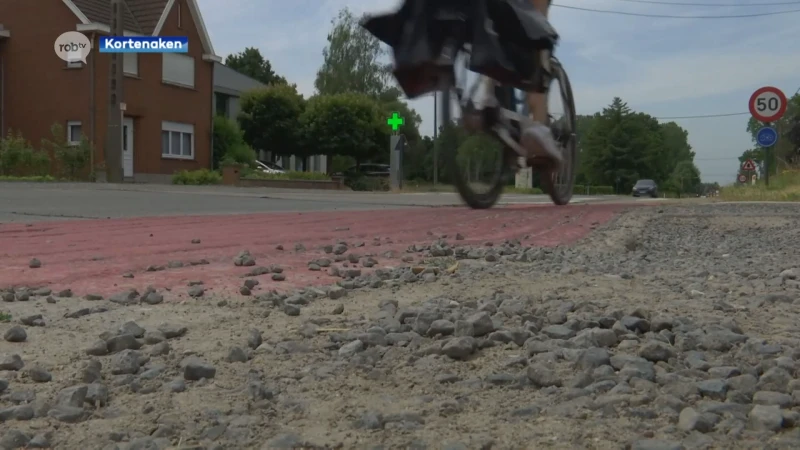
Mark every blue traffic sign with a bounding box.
[756,126,778,147]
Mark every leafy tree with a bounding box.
[238,83,305,160]
[667,160,701,197]
[224,47,287,86]
[581,98,655,191]
[745,92,800,171]
[580,97,697,192]
[574,113,599,184]
[212,116,255,168]
[433,121,468,184]
[315,8,389,97]
[300,93,388,166]
[659,122,695,173]
[456,134,503,182]
[404,136,434,181]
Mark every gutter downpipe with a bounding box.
[210,61,215,170]
[0,42,5,136]
[89,31,96,176]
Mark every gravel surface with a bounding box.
[2,202,800,449]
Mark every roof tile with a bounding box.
[70,0,169,34]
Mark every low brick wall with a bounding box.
[236,177,346,190]
[220,165,347,190]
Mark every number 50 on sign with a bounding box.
[749,86,787,123]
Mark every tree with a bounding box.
[581,98,656,191]
[667,160,701,197]
[224,47,286,86]
[314,8,389,97]
[659,122,695,173]
[745,92,800,170]
[574,113,599,184]
[300,93,388,166]
[580,97,698,191]
[456,134,503,182]
[433,121,468,184]
[212,116,255,168]
[237,84,305,159]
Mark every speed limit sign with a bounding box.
[749,86,787,122]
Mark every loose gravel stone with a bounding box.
[3,326,27,342]
[3,203,800,449]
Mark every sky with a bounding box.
[197,0,800,184]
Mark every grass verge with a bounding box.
[0,175,59,182]
[720,171,800,202]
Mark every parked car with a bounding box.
[255,160,285,174]
[333,163,390,178]
[632,179,658,198]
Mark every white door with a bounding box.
[122,117,134,177]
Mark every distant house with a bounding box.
[0,0,220,183]
[213,63,327,174]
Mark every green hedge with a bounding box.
[345,175,389,191]
[574,185,615,195]
[508,186,544,195]
[172,169,221,185]
[0,175,58,182]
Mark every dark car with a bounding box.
[334,163,390,178]
[632,179,658,198]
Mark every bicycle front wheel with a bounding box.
[540,57,577,206]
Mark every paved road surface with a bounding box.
[0,182,661,222]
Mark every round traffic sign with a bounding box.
[756,126,778,147]
[738,174,747,183]
[749,86,787,122]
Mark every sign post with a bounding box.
[749,86,787,187]
[387,112,405,191]
[741,159,756,172]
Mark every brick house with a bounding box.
[0,0,220,182]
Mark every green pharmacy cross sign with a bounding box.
[387,112,404,131]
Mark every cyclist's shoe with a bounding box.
[521,123,562,168]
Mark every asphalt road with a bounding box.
[0,182,658,222]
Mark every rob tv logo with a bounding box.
[53,31,92,64]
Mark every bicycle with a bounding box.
[362,0,577,208]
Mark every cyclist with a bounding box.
[520,0,562,169]
[470,0,561,168]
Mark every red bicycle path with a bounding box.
[0,204,629,299]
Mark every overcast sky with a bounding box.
[198,0,800,183]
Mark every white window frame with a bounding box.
[123,52,138,76]
[66,60,83,69]
[161,121,194,160]
[66,121,82,146]
[161,53,195,88]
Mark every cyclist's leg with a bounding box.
[521,0,562,165]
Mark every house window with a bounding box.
[161,121,194,159]
[123,52,138,76]
[215,93,229,117]
[162,53,194,88]
[66,60,83,69]
[66,121,82,145]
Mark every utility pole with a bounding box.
[433,92,438,186]
[764,121,771,187]
[105,0,124,182]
